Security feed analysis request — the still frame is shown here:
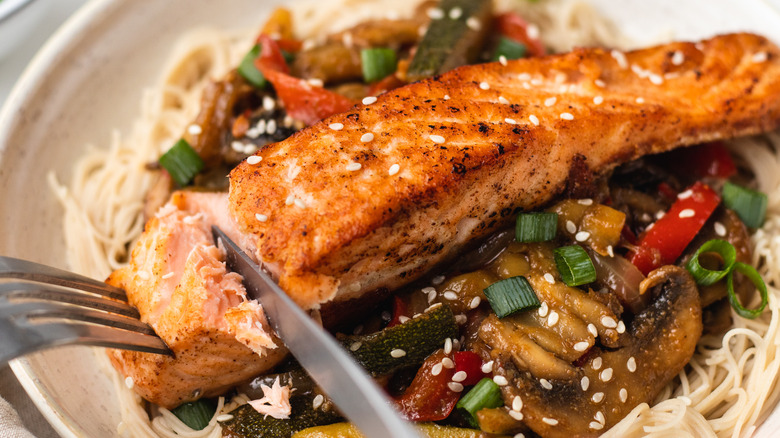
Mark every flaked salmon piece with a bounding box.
[107,191,287,408]
[229,33,780,310]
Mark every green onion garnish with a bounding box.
[484,276,541,318]
[727,262,768,319]
[722,181,767,228]
[554,245,597,287]
[171,399,216,431]
[238,45,267,88]
[361,48,397,83]
[492,37,527,62]
[159,139,205,187]
[515,212,558,242]
[456,378,504,428]
[685,239,737,286]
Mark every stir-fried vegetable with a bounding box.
[394,349,461,421]
[238,45,267,88]
[158,139,204,187]
[685,239,737,286]
[553,245,596,286]
[727,262,769,319]
[171,399,216,431]
[456,378,503,428]
[494,12,546,57]
[722,181,768,228]
[484,276,541,318]
[361,48,397,83]
[492,36,527,61]
[515,212,557,242]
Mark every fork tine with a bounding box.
[1,301,157,335]
[0,282,141,319]
[0,256,125,301]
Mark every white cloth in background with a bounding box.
[0,366,57,438]
[0,396,37,438]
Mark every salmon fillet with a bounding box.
[107,191,287,408]
[229,33,780,310]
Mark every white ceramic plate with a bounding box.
[1,0,779,436]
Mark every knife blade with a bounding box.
[213,226,422,438]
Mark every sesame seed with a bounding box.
[187,124,202,135]
[124,377,134,389]
[574,341,589,352]
[427,290,437,303]
[588,323,598,337]
[529,115,540,126]
[544,97,557,107]
[255,213,268,222]
[482,361,494,373]
[581,376,590,391]
[479,82,490,90]
[231,141,246,152]
[216,414,234,422]
[505,118,517,125]
[329,123,344,131]
[262,96,276,112]
[547,311,559,327]
[542,418,559,426]
[247,155,262,165]
[627,357,637,372]
[448,382,464,392]
[578,198,593,205]
[591,392,604,403]
[312,394,324,409]
[678,189,693,199]
[593,96,604,105]
[540,378,553,390]
[518,73,531,81]
[620,388,628,403]
[444,338,453,354]
[499,96,510,104]
[362,96,378,105]
[162,272,174,279]
[753,52,768,63]
[636,97,645,104]
[422,286,436,294]
[308,78,324,88]
[432,275,445,285]
[443,94,451,100]
[398,316,410,324]
[514,434,525,438]
[499,56,508,66]
[544,273,555,284]
[442,357,455,369]
[452,371,467,382]
[346,162,362,171]
[455,314,467,324]
[595,411,605,424]
[679,209,695,218]
[611,50,628,69]
[601,316,617,328]
[714,222,726,236]
[349,342,362,352]
[595,79,606,87]
[616,320,626,334]
[565,220,577,233]
[449,7,463,19]
[388,164,400,176]
[294,198,307,209]
[672,50,685,66]
[391,349,407,358]
[649,74,664,85]
[512,395,523,411]
[575,231,590,241]
[600,368,613,382]
[432,363,443,376]
[469,296,481,309]
[493,375,509,386]
[443,291,458,300]
[527,23,540,39]
[361,133,374,142]
[466,17,481,31]
[509,410,524,421]
[243,144,258,155]
[589,421,604,430]
[285,194,295,206]
[656,210,666,220]
[538,302,549,317]
[607,245,615,257]
[593,357,603,370]
[430,134,446,144]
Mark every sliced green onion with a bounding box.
[727,262,768,319]
[238,45,267,88]
[159,139,205,187]
[515,212,558,242]
[171,399,216,431]
[484,276,541,318]
[456,378,504,428]
[685,239,737,286]
[722,181,767,228]
[492,37,527,61]
[554,245,597,287]
[361,48,397,83]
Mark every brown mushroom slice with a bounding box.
[505,310,593,363]
[493,265,702,438]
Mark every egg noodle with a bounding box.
[47,0,780,436]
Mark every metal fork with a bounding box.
[0,256,172,364]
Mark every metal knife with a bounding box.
[212,226,422,438]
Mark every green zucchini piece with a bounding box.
[407,0,493,81]
[339,303,459,377]
[220,393,342,438]
[171,398,217,431]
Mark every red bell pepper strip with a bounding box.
[394,349,460,421]
[629,182,721,275]
[453,351,485,386]
[495,12,546,58]
[387,296,409,328]
[666,142,737,179]
[255,35,357,126]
